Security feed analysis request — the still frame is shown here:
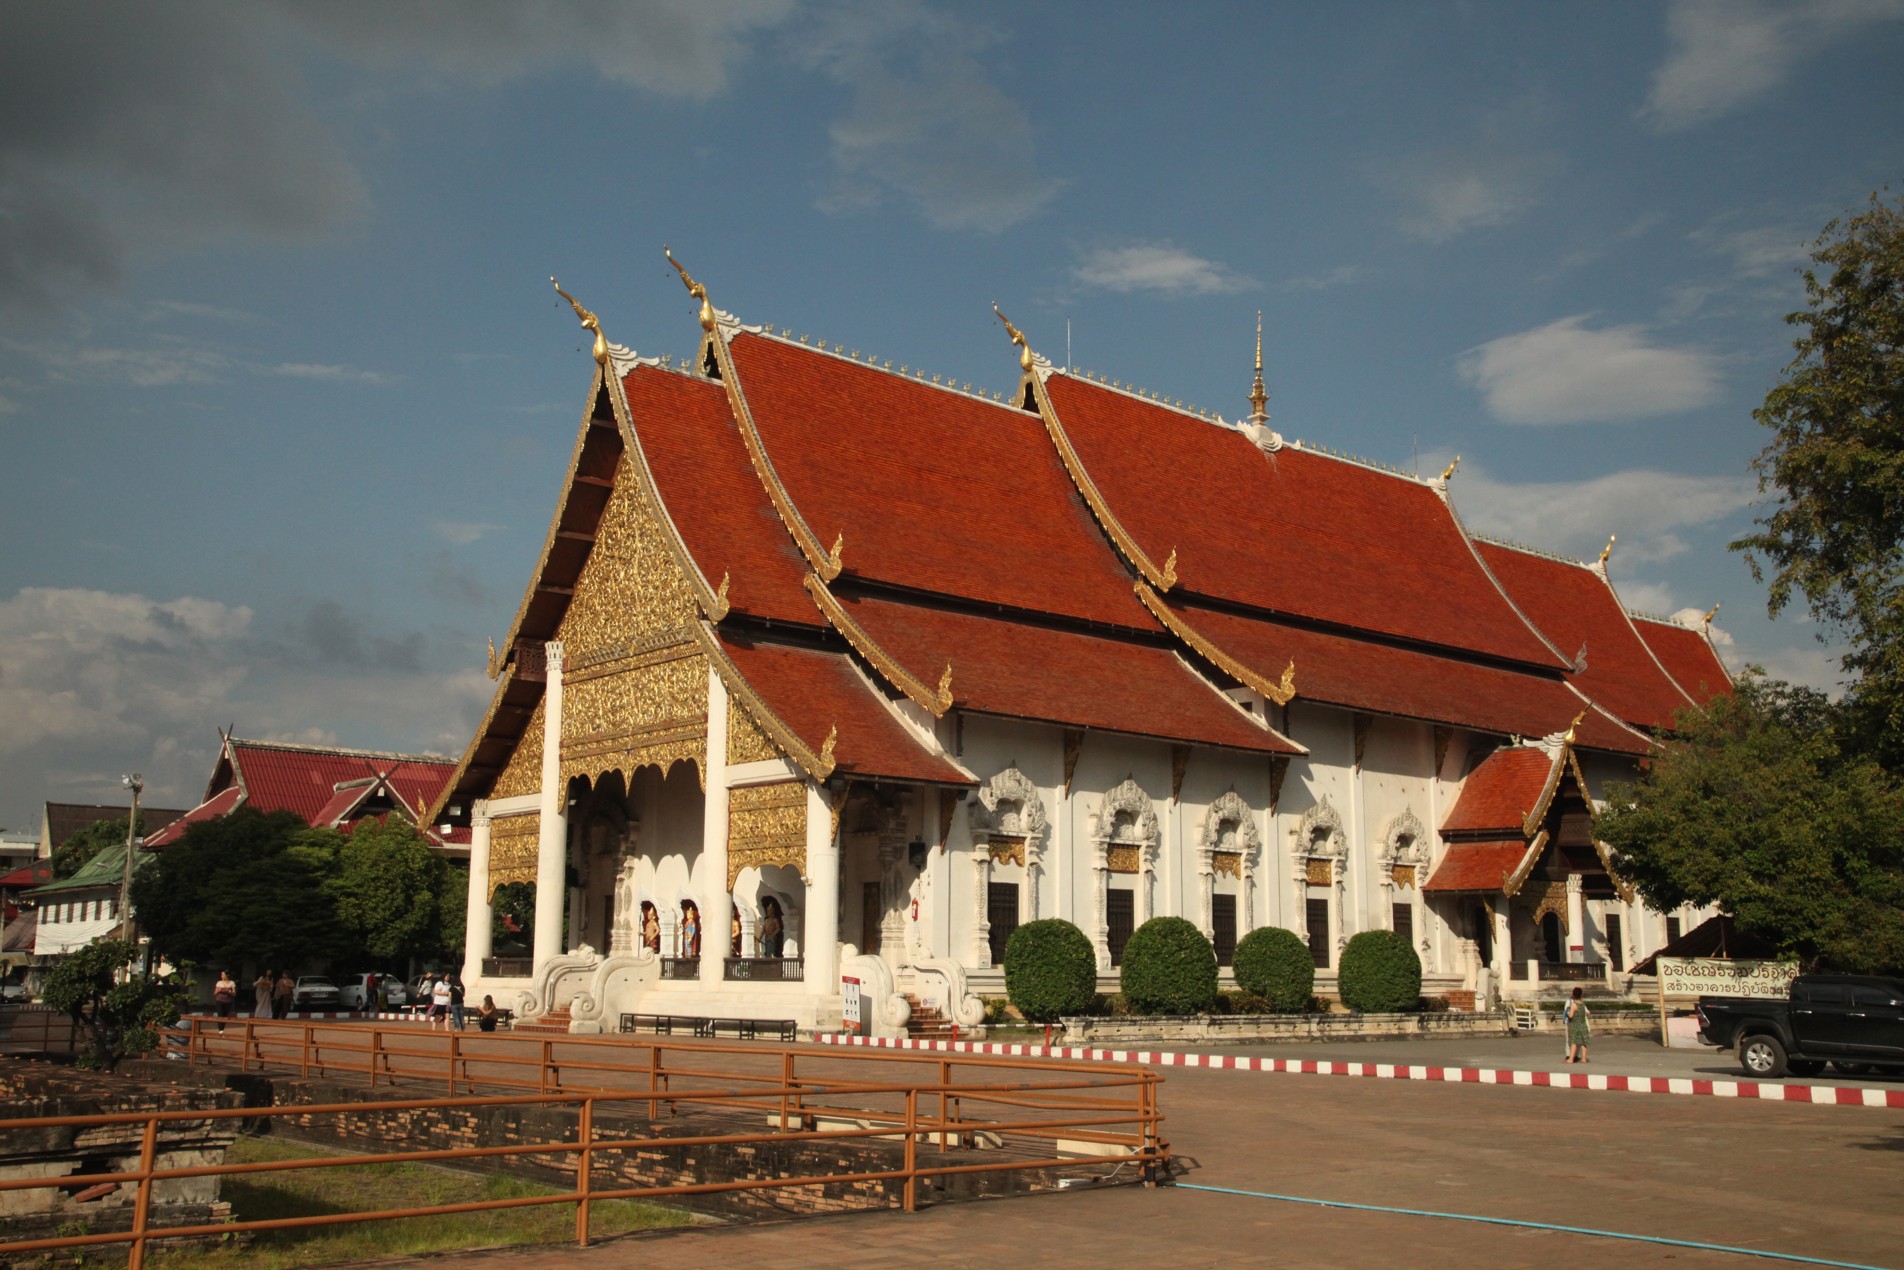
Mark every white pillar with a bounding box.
[1565,873,1587,963]
[699,669,731,987]
[461,803,493,985]
[533,640,567,974]
[802,784,841,995]
[969,845,992,966]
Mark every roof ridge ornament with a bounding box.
[1597,534,1616,571]
[665,247,717,333]
[937,663,955,712]
[486,637,500,681]
[1702,601,1721,627]
[993,303,1055,380]
[1249,311,1270,425]
[551,277,608,366]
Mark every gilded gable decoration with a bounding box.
[727,780,808,888]
[491,697,546,801]
[727,701,783,766]
[1137,581,1295,706]
[487,812,541,897]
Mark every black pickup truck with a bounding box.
[1696,973,1904,1078]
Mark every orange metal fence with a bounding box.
[0,1019,1168,1268]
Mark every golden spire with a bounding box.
[993,302,1033,371]
[551,277,608,366]
[1248,311,1269,424]
[1599,534,1616,567]
[1703,601,1721,625]
[665,247,716,332]
[1440,454,1462,482]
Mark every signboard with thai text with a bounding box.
[841,975,862,1035]
[1658,957,1798,1000]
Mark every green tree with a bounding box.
[1598,672,1904,973]
[1231,926,1315,1012]
[51,814,143,880]
[1119,916,1218,1015]
[327,817,453,966]
[1733,191,1904,761]
[40,939,188,1070]
[131,808,347,970]
[1337,930,1423,1013]
[491,882,535,953]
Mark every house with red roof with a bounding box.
[432,269,1727,1035]
[146,735,469,856]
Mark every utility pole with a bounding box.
[120,773,142,945]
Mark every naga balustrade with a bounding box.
[0,1020,1168,1269]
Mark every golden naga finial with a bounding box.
[1565,709,1587,745]
[551,277,608,366]
[1703,601,1721,625]
[819,724,838,768]
[1441,454,1462,482]
[1275,659,1297,704]
[936,664,955,710]
[716,570,731,607]
[1160,547,1179,590]
[828,531,844,572]
[1598,534,1616,567]
[486,637,500,680]
[993,302,1034,371]
[665,246,717,333]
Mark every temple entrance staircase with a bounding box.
[513,1005,572,1036]
[902,994,959,1041]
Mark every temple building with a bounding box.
[432,261,1729,1036]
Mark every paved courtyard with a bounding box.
[405,1039,1903,1269]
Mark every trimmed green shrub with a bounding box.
[1337,929,1422,1013]
[1120,916,1218,1015]
[1231,926,1315,1012]
[1003,919,1098,1024]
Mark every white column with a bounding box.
[802,784,841,994]
[1493,904,1512,987]
[461,803,493,985]
[969,845,992,966]
[1565,873,1587,963]
[699,669,731,987]
[533,640,567,974]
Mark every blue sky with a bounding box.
[3,0,1901,828]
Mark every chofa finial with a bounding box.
[1598,534,1616,567]
[551,277,608,366]
[1703,601,1721,626]
[1440,454,1461,482]
[1565,709,1586,745]
[993,303,1034,372]
[665,247,717,333]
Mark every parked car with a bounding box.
[291,975,343,1010]
[337,973,407,1011]
[0,982,27,1003]
[1696,973,1904,1078]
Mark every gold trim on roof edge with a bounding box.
[427,663,517,826]
[679,266,842,584]
[1134,581,1296,705]
[1021,366,1177,592]
[1501,828,1548,898]
[801,574,953,717]
[695,623,836,780]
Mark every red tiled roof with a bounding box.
[624,364,820,627]
[1441,748,1556,834]
[1041,375,1566,668]
[1424,840,1536,893]
[725,335,1143,627]
[0,861,52,890]
[311,783,373,828]
[142,786,244,847]
[1633,615,1731,706]
[836,593,1301,754]
[228,743,456,825]
[717,635,973,785]
[1475,543,1697,732]
[43,802,187,849]
[1164,600,1648,754]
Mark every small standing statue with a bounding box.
[641,903,661,954]
[758,897,784,958]
[731,910,743,957]
[682,903,701,958]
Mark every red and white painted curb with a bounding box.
[189,1010,438,1022]
[816,1033,1904,1110]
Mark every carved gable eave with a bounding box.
[802,575,954,718]
[1020,365,1178,592]
[1135,580,1296,706]
[1500,828,1549,897]
[693,305,843,583]
[602,360,734,625]
[693,622,836,781]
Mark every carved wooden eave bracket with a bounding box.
[667,249,841,584]
[693,623,836,781]
[802,575,954,717]
[1134,581,1295,705]
[997,307,1177,592]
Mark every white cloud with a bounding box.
[1642,0,1904,131]
[1440,457,1755,566]
[1692,219,1816,277]
[1457,315,1723,425]
[3,336,233,387]
[1370,129,1562,242]
[1281,266,1368,293]
[1072,244,1254,297]
[796,0,1061,232]
[432,521,503,547]
[265,362,390,384]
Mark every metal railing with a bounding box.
[659,956,699,979]
[0,1003,75,1056]
[0,1019,1166,1268]
[724,956,803,981]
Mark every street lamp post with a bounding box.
[120,773,142,944]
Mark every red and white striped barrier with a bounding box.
[816,1033,1904,1109]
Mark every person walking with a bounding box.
[253,969,274,1019]
[273,970,295,1019]
[1564,986,1591,1063]
[429,973,452,1031]
[448,971,467,1031]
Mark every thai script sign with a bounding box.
[841,975,862,1035]
[1659,957,1798,999]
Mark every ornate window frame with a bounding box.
[1197,790,1261,940]
[1089,777,1160,967]
[1376,806,1432,964]
[1290,794,1346,959]
[966,767,1049,967]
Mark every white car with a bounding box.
[337,973,408,1011]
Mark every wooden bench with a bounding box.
[618,1013,795,1042]
[620,1013,702,1036]
[703,1017,797,1042]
